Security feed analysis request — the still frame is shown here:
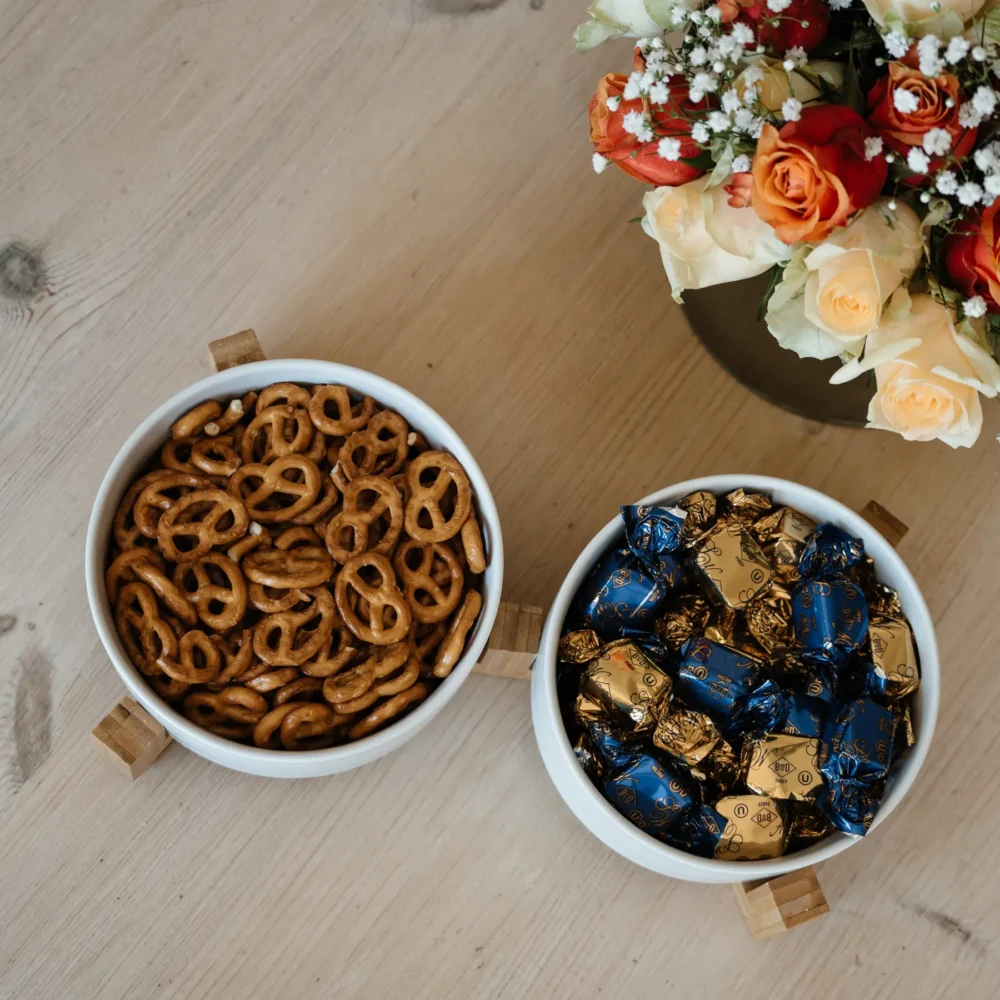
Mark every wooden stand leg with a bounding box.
[207,328,266,370]
[473,602,544,679]
[92,697,173,779]
[733,867,830,940]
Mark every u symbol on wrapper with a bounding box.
[734,802,749,819]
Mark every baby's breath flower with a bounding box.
[893,88,920,114]
[782,97,803,121]
[657,137,682,160]
[731,153,751,173]
[691,122,710,143]
[964,295,987,319]
[944,36,969,64]
[622,110,654,143]
[907,147,930,173]
[883,30,909,59]
[957,181,984,206]
[917,35,944,77]
[934,170,959,195]
[922,128,952,156]
[864,136,884,160]
[592,153,610,174]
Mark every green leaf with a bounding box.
[758,264,785,322]
[679,150,716,172]
[842,49,863,116]
[706,143,735,189]
[982,9,1000,43]
[643,0,675,27]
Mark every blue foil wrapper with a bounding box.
[783,692,829,740]
[664,803,727,857]
[792,579,868,659]
[740,679,785,731]
[587,719,641,768]
[578,546,673,635]
[675,636,763,729]
[602,755,694,836]
[799,523,865,580]
[819,780,883,838]
[776,649,841,703]
[622,504,688,588]
[739,683,829,738]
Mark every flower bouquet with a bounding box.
[580,0,1000,446]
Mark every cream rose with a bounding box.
[861,0,986,37]
[574,0,698,50]
[766,199,922,360]
[831,291,1000,447]
[642,176,790,302]
[736,58,844,112]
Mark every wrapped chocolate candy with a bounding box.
[792,578,868,660]
[665,802,727,857]
[587,718,639,767]
[677,491,717,546]
[894,702,917,749]
[622,504,687,588]
[744,581,794,654]
[786,804,835,852]
[692,519,774,609]
[652,705,739,790]
[774,649,840,703]
[573,692,606,728]
[674,636,762,729]
[742,733,823,801]
[654,593,711,650]
[721,489,774,527]
[559,629,603,664]
[704,605,767,659]
[799,523,865,580]
[714,794,788,861]
[580,639,671,735]
[865,616,920,702]
[782,692,829,740]
[753,506,818,584]
[577,546,673,634]
[602,755,693,838]
[573,733,603,782]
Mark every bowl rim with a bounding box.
[85,358,504,770]
[533,473,939,879]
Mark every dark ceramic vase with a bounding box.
[681,272,871,426]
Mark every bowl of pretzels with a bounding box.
[85,359,503,777]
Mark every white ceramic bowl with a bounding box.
[86,359,504,778]
[531,474,939,884]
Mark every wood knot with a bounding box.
[0,243,45,301]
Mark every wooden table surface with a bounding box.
[2,1,998,997]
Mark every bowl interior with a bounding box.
[536,474,939,880]
[86,359,504,776]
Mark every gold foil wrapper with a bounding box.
[787,804,835,850]
[714,795,787,861]
[654,593,711,650]
[691,737,739,791]
[722,489,774,527]
[744,581,794,655]
[693,520,774,610]
[678,490,717,546]
[574,692,606,728]
[894,701,917,747]
[753,506,817,585]
[869,616,920,701]
[580,639,671,735]
[559,629,603,664]
[704,605,767,659]
[743,733,823,801]
[868,583,904,619]
[652,707,720,767]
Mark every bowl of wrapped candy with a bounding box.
[530,475,938,883]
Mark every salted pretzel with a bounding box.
[404,451,472,543]
[243,546,333,589]
[253,586,338,666]
[240,404,313,464]
[157,489,249,561]
[244,666,299,693]
[309,384,375,436]
[191,436,241,477]
[106,548,167,603]
[300,613,359,677]
[115,581,178,672]
[335,552,412,645]
[205,397,246,435]
[349,683,429,741]
[161,438,201,474]
[114,470,174,550]
[460,515,487,574]
[172,552,247,631]
[156,629,222,685]
[290,475,338,526]
[228,521,270,562]
[228,454,322,523]
[322,641,408,705]
[337,410,408,481]
[433,589,483,678]
[252,702,339,749]
[134,472,214,538]
[325,475,403,564]
[209,628,256,687]
[273,677,324,705]
[408,620,447,675]
[171,400,222,440]
[185,687,269,727]
[131,559,198,626]
[393,538,464,624]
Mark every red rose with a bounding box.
[721,0,829,52]
[751,105,887,243]
[589,73,710,187]
[945,203,1000,313]
[866,62,976,183]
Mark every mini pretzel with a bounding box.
[337,410,408,481]
[114,469,174,550]
[191,436,241,477]
[309,385,375,436]
[228,455,322,523]
[404,451,472,543]
[257,382,313,410]
[157,489,249,561]
[324,475,403,564]
[300,614,359,677]
[209,628,256,686]
[185,687,269,727]
[172,552,248,631]
[433,589,482,678]
[335,552,412,645]
[156,629,222,685]
[460,514,487,574]
[228,521,270,562]
[253,701,338,749]
[161,438,200,474]
[106,547,167,602]
[290,475,338,526]
[171,400,222,440]
[279,703,338,749]
[323,645,418,713]
[245,666,300,693]
[240,404,313,464]
[132,559,199,626]
[115,581,178,672]
[149,674,190,701]
[253,587,338,666]
[349,682,429,741]
[134,472,214,538]
[273,676,324,705]
[393,538,464,624]
[243,546,333,589]
[206,398,246,435]
[409,620,447,674]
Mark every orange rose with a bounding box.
[866,62,976,182]
[589,73,709,187]
[751,105,887,244]
[944,201,1000,312]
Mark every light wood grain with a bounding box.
[1,0,999,997]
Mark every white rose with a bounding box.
[574,0,697,50]
[736,58,845,112]
[831,291,1000,447]
[642,176,791,302]
[766,199,923,361]
[861,0,986,37]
